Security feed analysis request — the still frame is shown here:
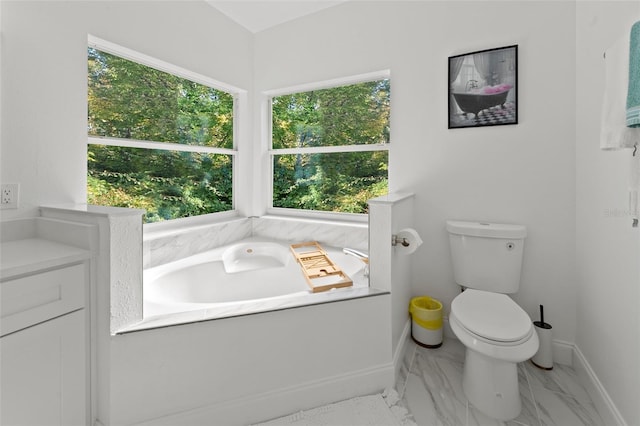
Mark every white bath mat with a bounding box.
[253,388,416,426]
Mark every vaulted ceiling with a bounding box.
[205,1,346,33]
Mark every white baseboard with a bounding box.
[132,362,394,426]
[573,345,627,426]
[549,340,626,425]
[393,320,411,379]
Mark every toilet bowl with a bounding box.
[450,289,539,420]
[446,220,537,421]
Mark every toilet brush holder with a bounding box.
[531,305,553,370]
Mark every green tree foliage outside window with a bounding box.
[87,48,234,223]
[272,80,390,214]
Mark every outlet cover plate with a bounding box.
[1,183,19,209]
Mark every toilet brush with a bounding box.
[531,305,553,370]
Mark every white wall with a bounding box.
[255,0,577,343]
[576,3,640,425]
[0,0,253,220]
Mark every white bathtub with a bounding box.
[132,237,373,331]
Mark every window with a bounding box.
[87,40,237,223]
[270,76,390,215]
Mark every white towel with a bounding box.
[601,35,640,150]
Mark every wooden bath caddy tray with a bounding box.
[290,241,353,293]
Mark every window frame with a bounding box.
[264,70,391,222]
[87,36,244,226]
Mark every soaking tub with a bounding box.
[452,84,512,118]
[127,237,375,331]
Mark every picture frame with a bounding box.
[448,45,518,129]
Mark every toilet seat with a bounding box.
[451,289,533,344]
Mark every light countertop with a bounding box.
[1,238,91,280]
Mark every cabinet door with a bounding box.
[1,310,87,426]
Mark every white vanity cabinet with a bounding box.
[1,308,86,425]
[1,218,95,426]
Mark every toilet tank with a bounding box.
[446,221,527,294]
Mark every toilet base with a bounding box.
[462,349,521,421]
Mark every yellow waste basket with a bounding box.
[409,296,443,348]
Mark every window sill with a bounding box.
[265,208,368,225]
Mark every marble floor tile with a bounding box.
[532,387,603,426]
[403,372,450,426]
[406,339,469,425]
[399,338,604,426]
[522,361,592,403]
[522,360,604,426]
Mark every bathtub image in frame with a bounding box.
[448,45,518,129]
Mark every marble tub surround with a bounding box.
[397,338,605,426]
[144,216,252,268]
[252,215,369,252]
[144,214,369,269]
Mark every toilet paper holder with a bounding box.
[391,235,411,247]
[391,228,423,254]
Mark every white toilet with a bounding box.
[446,220,539,421]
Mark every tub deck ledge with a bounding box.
[115,287,389,334]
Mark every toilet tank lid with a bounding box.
[446,221,527,239]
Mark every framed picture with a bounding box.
[448,45,518,129]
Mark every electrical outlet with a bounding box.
[1,183,19,209]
